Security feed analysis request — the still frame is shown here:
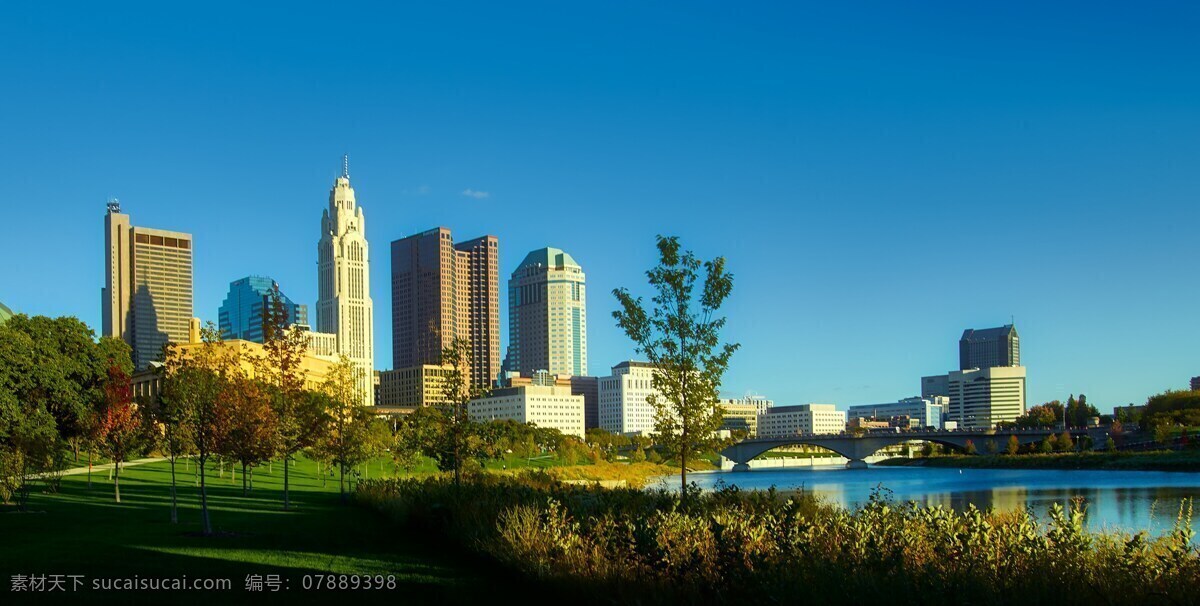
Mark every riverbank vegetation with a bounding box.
[358,473,1200,606]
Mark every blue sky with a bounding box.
[1,2,1198,411]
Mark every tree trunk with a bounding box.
[241,462,248,496]
[283,453,291,510]
[114,461,121,503]
[339,462,346,504]
[454,417,462,488]
[169,458,178,524]
[199,456,212,535]
[87,448,93,489]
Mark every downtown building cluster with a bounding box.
[99,158,1027,441]
[100,159,604,439]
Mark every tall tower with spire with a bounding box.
[316,155,375,405]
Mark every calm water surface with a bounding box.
[653,466,1200,535]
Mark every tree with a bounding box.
[255,287,321,510]
[1056,432,1075,452]
[613,235,739,497]
[222,375,276,496]
[0,321,66,510]
[631,446,647,463]
[1014,401,1063,428]
[0,316,132,464]
[1142,390,1200,432]
[1066,394,1101,428]
[162,325,234,535]
[1006,434,1020,455]
[149,385,194,524]
[1106,437,1117,452]
[95,365,145,503]
[963,439,977,455]
[393,407,436,474]
[424,339,492,487]
[316,356,376,502]
[1040,436,1054,454]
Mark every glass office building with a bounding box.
[218,276,307,343]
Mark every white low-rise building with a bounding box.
[469,385,585,439]
[757,403,846,437]
[846,396,948,429]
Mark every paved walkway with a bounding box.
[33,456,168,478]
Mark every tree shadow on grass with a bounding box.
[1,461,542,606]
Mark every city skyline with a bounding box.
[3,3,1199,410]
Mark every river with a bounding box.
[651,465,1200,535]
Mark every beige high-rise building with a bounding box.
[102,201,194,369]
[598,361,662,436]
[947,366,1027,429]
[503,247,587,378]
[316,157,375,406]
[391,228,500,387]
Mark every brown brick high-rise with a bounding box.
[391,228,499,387]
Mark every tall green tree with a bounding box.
[428,338,491,487]
[315,356,377,503]
[149,386,194,524]
[392,410,433,474]
[255,287,320,510]
[161,326,233,535]
[221,375,277,496]
[613,235,739,496]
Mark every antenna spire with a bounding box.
[342,154,349,179]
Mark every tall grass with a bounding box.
[358,473,1200,605]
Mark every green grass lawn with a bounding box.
[0,456,536,605]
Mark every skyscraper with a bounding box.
[959,324,1020,370]
[316,157,374,406]
[504,247,587,378]
[218,276,308,343]
[391,228,500,387]
[102,200,194,369]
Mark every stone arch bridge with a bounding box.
[721,429,1091,470]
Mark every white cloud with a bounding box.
[461,188,490,199]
